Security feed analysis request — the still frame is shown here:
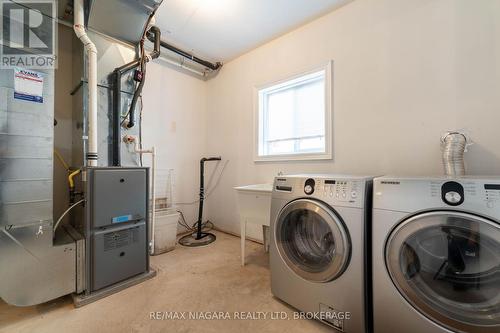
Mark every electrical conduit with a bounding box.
[74,0,98,166]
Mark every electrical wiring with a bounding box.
[176,209,214,233]
[119,75,144,126]
[174,160,228,233]
[177,209,191,230]
[53,199,85,232]
[120,20,148,128]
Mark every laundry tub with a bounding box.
[153,209,180,255]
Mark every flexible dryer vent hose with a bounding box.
[441,132,468,177]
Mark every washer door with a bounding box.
[386,211,500,333]
[275,199,350,283]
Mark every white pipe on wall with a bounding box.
[74,0,98,166]
[133,141,156,255]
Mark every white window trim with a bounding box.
[253,60,333,162]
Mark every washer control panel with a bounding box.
[319,179,361,203]
[274,175,370,208]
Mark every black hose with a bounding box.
[126,70,145,129]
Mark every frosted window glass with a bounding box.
[259,70,326,156]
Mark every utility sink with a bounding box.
[234,183,273,266]
[234,183,273,193]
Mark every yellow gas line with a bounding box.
[68,169,81,189]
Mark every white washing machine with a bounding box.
[373,176,500,333]
[270,174,373,333]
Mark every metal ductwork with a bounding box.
[0,0,165,307]
[441,131,470,177]
[0,66,78,306]
[87,0,163,44]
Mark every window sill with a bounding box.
[254,152,332,163]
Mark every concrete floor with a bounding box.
[0,231,331,333]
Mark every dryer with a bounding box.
[373,176,500,333]
[270,174,373,332]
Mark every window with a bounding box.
[255,62,332,161]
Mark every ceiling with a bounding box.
[154,0,351,63]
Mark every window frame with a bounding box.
[253,61,333,162]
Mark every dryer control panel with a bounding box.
[374,176,500,217]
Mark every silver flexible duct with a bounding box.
[441,132,468,176]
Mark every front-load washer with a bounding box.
[270,174,373,333]
[373,176,500,333]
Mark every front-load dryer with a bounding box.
[270,174,373,333]
[373,176,500,333]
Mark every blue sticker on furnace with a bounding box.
[112,215,133,223]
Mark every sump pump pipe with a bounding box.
[74,0,98,166]
[441,131,469,177]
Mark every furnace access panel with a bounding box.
[86,167,149,292]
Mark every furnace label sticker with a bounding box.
[112,215,133,224]
[13,67,44,103]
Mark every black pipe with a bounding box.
[196,156,221,239]
[146,32,222,71]
[111,26,161,166]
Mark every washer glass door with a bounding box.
[386,211,500,333]
[275,199,350,282]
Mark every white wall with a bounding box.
[205,0,500,240]
[141,60,208,230]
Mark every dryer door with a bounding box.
[386,211,500,333]
[275,199,350,283]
